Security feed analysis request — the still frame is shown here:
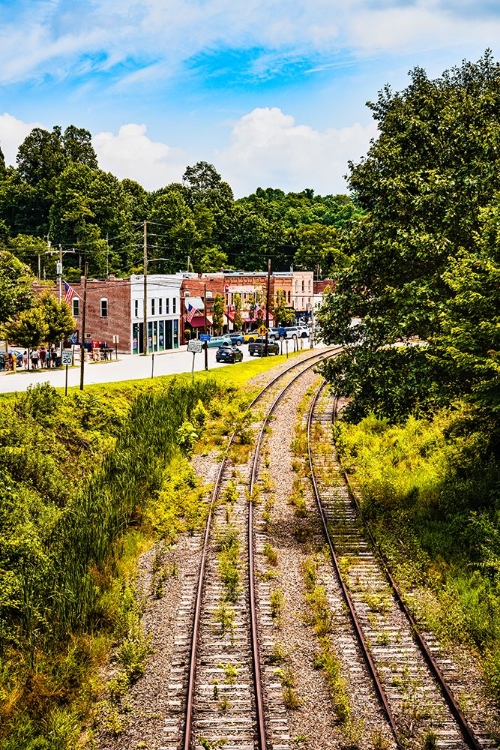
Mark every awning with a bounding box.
[184,297,204,311]
[226,309,274,324]
[186,314,213,328]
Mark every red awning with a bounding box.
[226,309,274,324]
[185,314,213,328]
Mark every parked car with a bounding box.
[228,332,245,345]
[268,327,287,341]
[296,325,310,338]
[206,335,232,348]
[283,326,300,339]
[248,337,280,356]
[243,330,259,343]
[216,344,244,363]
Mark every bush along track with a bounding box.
[0,377,221,749]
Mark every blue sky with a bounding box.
[0,0,498,197]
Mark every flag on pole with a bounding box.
[186,303,197,324]
[64,281,77,304]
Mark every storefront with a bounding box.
[132,319,179,354]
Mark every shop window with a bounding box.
[72,298,80,317]
[100,298,108,317]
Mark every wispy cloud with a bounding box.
[1,0,498,87]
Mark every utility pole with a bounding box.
[143,220,148,355]
[57,244,63,303]
[265,258,271,357]
[204,282,208,371]
[80,264,88,391]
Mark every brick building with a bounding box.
[61,274,183,354]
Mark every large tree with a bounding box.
[317,51,500,421]
[0,250,35,325]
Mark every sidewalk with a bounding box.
[0,345,220,394]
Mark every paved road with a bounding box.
[0,339,315,393]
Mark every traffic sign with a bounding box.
[188,340,203,353]
[61,350,73,366]
[199,333,211,341]
[258,325,268,336]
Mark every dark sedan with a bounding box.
[216,344,244,363]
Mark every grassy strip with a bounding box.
[334,407,500,706]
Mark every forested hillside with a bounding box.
[0,131,360,280]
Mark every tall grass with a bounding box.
[334,403,500,701]
[0,377,220,746]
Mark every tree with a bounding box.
[317,51,500,420]
[273,290,295,326]
[3,307,49,351]
[212,294,225,333]
[0,250,35,325]
[61,126,98,169]
[233,293,243,331]
[37,291,75,345]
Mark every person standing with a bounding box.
[51,346,57,368]
[23,351,28,369]
[31,349,39,369]
[45,349,51,368]
[39,346,46,368]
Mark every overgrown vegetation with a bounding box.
[0,376,221,747]
[335,405,500,704]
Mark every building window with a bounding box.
[288,291,291,303]
[72,298,80,317]
[134,299,139,318]
[100,298,108,317]
[173,297,176,313]
[159,298,163,315]
[151,298,155,315]
[166,298,170,314]
[301,280,305,292]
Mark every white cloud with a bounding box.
[0,113,41,166]
[1,0,499,86]
[92,123,186,189]
[216,107,378,197]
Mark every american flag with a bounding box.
[185,303,197,324]
[64,281,77,304]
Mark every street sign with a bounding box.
[61,350,73,366]
[259,325,268,336]
[188,340,203,353]
[199,333,211,341]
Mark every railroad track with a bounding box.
[161,347,340,750]
[306,383,496,750]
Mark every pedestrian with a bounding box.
[39,346,46,368]
[31,349,39,369]
[23,351,28,369]
[45,348,51,368]
[51,346,58,368]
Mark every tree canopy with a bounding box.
[317,51,500,423]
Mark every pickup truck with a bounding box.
[248,337,280,356]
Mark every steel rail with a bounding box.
[341,474,483,750]
[182,346,341,749]
[247,353,341,749]
[309,384,483,750]
[307,383,401,745]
